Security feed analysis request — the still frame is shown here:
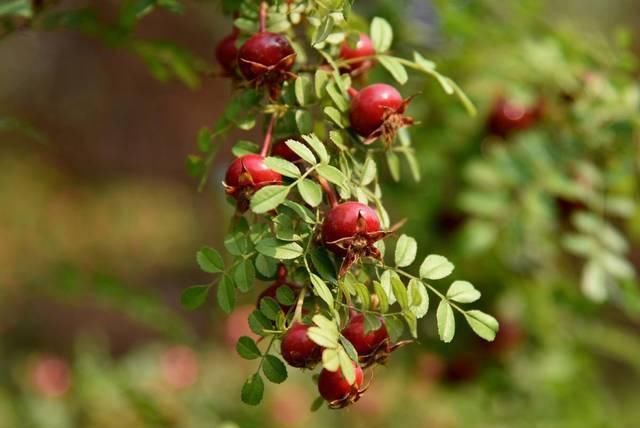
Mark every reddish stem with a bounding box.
[347,87,359,98]
[260,115,277,157]
[259,1,268,33]
[318,176,338,207]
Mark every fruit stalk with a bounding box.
[259,114,277,157]
[259,1,268,33]
[317,175,338,207]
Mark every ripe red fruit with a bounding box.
[341,313,390,366]
[280,322,322,368]
[322,202,381,255]
[271,138,301,162]
[322,202,386,276]
[349,84,413,145]
[317,362,365,407]
[224,154,282,211]
[238,32,296,86]
[487,96,543,138]
[216,30,239,75]
[339,33,375,74]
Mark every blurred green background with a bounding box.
[1,0,639,427]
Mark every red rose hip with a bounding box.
[349,84,413,145]
[317,362,364,406]
[339,33,375,74]
[342,313,389,360]
[216,30,239,74]
[322,202,381,256]
[271,138,301,162]
[224,154,282,211]
[280,322,322,368]
[238,32,295,85]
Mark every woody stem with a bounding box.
[260,114,277,157]
[347,87,359,98]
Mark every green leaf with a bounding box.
[464,310,499,341]
[582,260,607,302]
[255,254,278,278]
[241,373,264,406]
[316,164,347,189]
[361,157,377,185]
[294,75,313,106]
[395,235,417,267]
[260,297,281,321]
[309,315,339,348]
[403,150,421,182]
[297,179,323,207]
[326,81,349,112]
[276,285,296,306]
[354,282,371,310]
[248,310,272,336]
[386,151,401,181]
[196,247,224,273]
[309,246,337,282]
[217,275,236,314]
[282,200,316,223]
[420,255,455,280]
[313,14,334,46]
[233,260,255,293]
[370,17,393,52]
[197,127,213,152]
[321,348,340,371]
[236,336,261,360]
[263,355,288,383]
[600,252,635,279]
[446,281,480,303]
[363,313,382,334]
[186,155,205,177]
[339,336,358,361]
[338,348,356,385]
[378,56,408,85]
[285,139,317,164]
[373,281,389,313]
[314,69,330,98]
[412,51,435,71]
[256,239,303,260]
[380,270,397,305]
[391,274,409,309]
[181,285,209,310]
[301,134,329,163]
[407,278,429,318]
[384,315,405,342]
[311,396,324,412]
[224,232,251,256]
[329,130,348,151]
[403,310,418,338]
[231,140,259,157]
[436,300,455,343]
[295,110,313,134]
[264,157,300,178]
[324,106,346,128]
[310,273,334,308]
[250,185,290,214]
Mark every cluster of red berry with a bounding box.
[192,0,495,409]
